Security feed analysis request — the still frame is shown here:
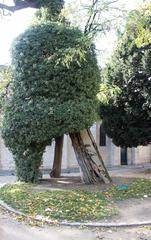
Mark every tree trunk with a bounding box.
[70,129,112,184]
[50,135,64,178]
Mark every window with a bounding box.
[99,125,106,146]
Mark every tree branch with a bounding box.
[0,1,39,13]
[84,0,98,34]
[84,0,120,36]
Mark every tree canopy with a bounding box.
[99,3,151,147]
[2,1,101,182]
[0,0,126,184]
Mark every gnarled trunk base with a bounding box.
[70,129,111,184]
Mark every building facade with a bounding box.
[0,122,151,171]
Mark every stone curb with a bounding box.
[1,184,151,228]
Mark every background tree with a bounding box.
[0,66,12,118]
[2,0,111,183]
[99,3,151,147]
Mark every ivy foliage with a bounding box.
[35,0,65,22]
[2,2,100,182]
[99,4,151,147]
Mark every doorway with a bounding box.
[121,147,127,165]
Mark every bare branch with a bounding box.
[87,11,97,33]
[84,0,124,37]
[84,0,98,34]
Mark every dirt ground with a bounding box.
[30,174,151,226]
[34,175,135,192]
[1,206,151,240]
[95,226,151,240]
[33,165,151,192]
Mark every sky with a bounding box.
[0,0,147,65]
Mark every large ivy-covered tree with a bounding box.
[100,3,151,147]
[2,0,111,183]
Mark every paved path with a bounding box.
[1,209,151,240]
[0,212,96,240]
[0,175,16,186]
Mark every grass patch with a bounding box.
[1,179,151,222]
[106,179,151,200]
[0,183,116,222]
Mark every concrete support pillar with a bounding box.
[129,147,138,165]
[109,140,120,166]
[127,148,132,165]
[96,122,101,146]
